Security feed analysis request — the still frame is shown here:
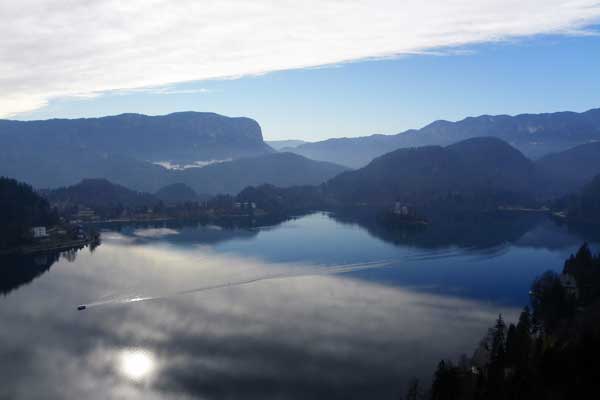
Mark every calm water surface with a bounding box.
[1,212,598,399]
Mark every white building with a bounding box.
[31,226,48,238]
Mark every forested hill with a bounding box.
[0,177,58,248]
[554,174,600,224]
[535,141,600,194]
[324,137,538,208]
[427,244,600,400]
[43,179,159,210]
[155,183,203,204]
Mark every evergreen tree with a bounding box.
[404,378,421,400]
[486,314,507,399]
[431,360,460,400]
[514,307,532,371]
[505,323,518,367]
[490,314,506,368]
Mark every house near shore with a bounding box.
[31,226,48,238]
[234,202,257,210]
[74,207,97,221]
[393,202,413,216]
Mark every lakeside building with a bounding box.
[31,226,48,238]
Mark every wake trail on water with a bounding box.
[78,260,392,310]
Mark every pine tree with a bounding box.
[486,314,507,399]
[514,307,532,371]
[505,323,518,367]
[404,378,421,400]
[490,314,506,368]
[431,360,460,400]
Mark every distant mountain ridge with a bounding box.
[288,108,600,168]
[0,112,346,194]
[266,140,308,150]
[0,112,272,163]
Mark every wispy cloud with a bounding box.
[109,85,213,96]
[1,0,600,117]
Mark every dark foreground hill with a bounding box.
[0,177,58,248]
[288,108,600,168]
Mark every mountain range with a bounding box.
[0,112,272,163]
[4,108,600,202]
[285,108,600,168]
[0,112,346,194]
[266,140,307,150]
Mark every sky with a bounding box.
[3,1,600,141]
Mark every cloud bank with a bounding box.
[2,0,600,117]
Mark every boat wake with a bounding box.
[77,260,392,311]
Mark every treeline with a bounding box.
[423,244,600,400]
[0,177,58,248]
[236,184,331,214]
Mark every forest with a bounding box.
[423,244,600,400]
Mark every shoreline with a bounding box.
[0,238,97,257]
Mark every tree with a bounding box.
[505,323,518,368]
[431,360,460,400]
[490,314,506,368]
[529,271,575,334]
[404,378,421,400]
[486,314,507,399]
[513,307,532,371]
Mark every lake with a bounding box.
[1,212,598,399]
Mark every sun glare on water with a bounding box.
[118,349,155,381]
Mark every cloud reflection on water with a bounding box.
[0,234,518,399]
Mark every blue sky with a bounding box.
[19,32,600,141]
[4,1,600,141]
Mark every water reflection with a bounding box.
[330,210,544,251]
[119,349,156,381]
[0,240,518,399]
[1,213,599,399]
[0,253,59,296]
[0,244,92,296]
